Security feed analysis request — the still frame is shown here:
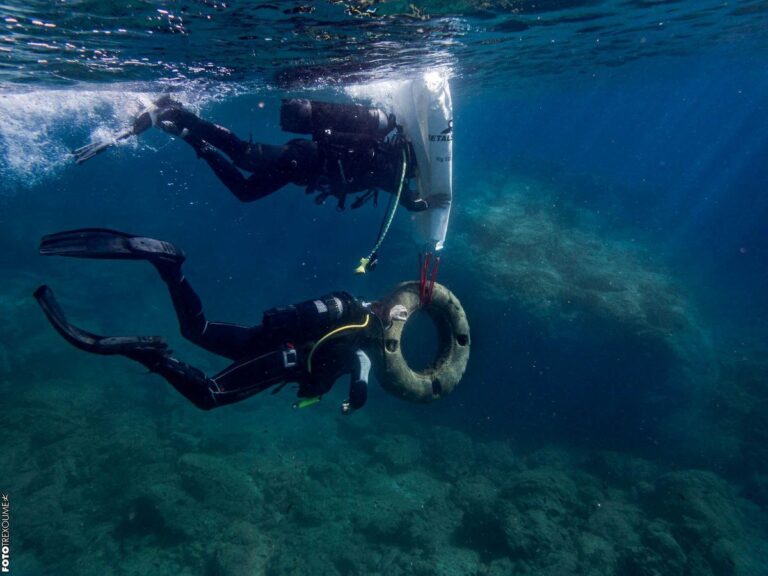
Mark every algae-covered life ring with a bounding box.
[370,281,470,403]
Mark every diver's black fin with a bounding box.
[39,228,185,265]
[71,95,180,165]
[72,128,135,165]
[33,285,169,357]
[72,139,115,165]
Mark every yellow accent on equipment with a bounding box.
[293,397,321,409]
[354,257,370,274]
[307,314,371,373]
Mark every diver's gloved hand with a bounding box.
[342,371,368,415]
[424,193,451,209]
[341,389,365,416]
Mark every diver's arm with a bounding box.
[399,187,429,212]
[159,263,268,360]
[398,186,451,212]
[341,349,370,414]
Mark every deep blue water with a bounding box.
[2,2,768,575]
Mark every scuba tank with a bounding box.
[262,292,360,339]
[280,99,396,140]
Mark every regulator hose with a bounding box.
[354,148,408,274]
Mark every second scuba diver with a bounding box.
[73,76,455,273]
[35,228,378,413]
[74,96,450,213]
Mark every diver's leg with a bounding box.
[154,105,251,160]
[156,105,312,172]
[38,229,266,361]
[34,284,272,411]
[206,348,297,404]
[135,353,219,410]
[186,139,290,202]
[144,347,294,409]
[34,285,215,409]
[184,137,320,202]
[153,101,322,201]
[137,345,295,409]
[155,261,270,361]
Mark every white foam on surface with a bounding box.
[0,86,208,191]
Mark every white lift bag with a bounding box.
[348,72,454,251]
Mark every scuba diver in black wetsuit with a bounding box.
[74,96,450,214]
[34,228,374,413]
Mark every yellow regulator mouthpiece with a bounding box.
[354,257,370,275]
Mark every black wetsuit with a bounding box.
[157,106,429,211]
[137,262,371,411]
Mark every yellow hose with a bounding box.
[355,148,408,274]
[307,314,371,373]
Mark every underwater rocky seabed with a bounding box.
[3,172,768,575]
